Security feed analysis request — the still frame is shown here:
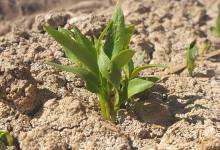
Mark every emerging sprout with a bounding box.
[0,130,13,146]
[44,0,164,122]
[186,40,197,76]
[212,4,220,37]
[199,43,210,57]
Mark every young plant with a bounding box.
[0,130,13,146]
[186,40,197,76]
[212,4,220,37]
[44,0,163,122]
[199,43,210,57]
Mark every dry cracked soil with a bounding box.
[0,0,220,149]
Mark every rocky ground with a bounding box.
[0,0,220,149]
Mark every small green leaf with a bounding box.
[186,41,197,76]
[57,28,81,65]
[58,27,75,40]
[71,25,97,56]
[212,27,220,37]
[199,43,210,57]
[111,0,126,57]
[128,78,155,98]
[47,62,99,93]
[212,4,220,37]
[0,130,13,146]
[114,80,128,110]
[104,0,129,59]
[131,64,166,78]
[63,47,82,66]
[124,24,135,49]
[44,26,99,75]
[135,51,146,67]
[103,22,114,58]
[98,50,121,88]
[124,60,134,78]
[112,50,135,69]
[147,76,161,82]
[96,21,113,53]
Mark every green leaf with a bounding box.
[44,26,99,75]
[135,51,145,67]
[199,43,209,57]
[212,4,220,37]
[57,28,81,65]
[111,0,126,57]
[96,21,113,54]
[58,27,75,40]
[186,41,197,76]
[47,62,99,93]
[103,22,114,58]
[0,130,13,146]
[112,50,135,69]
[98,92,111,120]
[71,25,97,56]
[128,78,155,98]
[114,80,128,110]
[98,50,121,88]
[212,27,220,37]
[124,60,134,78]
[147,76,160,82]
[124,24,135,49]
[63,47,82,66]
[131,64,166,78]
[104,0,129,59]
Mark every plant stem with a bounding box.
[98,92,111,121]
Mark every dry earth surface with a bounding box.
[0,0,220,149]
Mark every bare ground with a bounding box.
[0,0,220,149]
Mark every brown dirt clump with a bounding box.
[0,65,37,114]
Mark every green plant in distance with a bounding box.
[186,40,197,76]
[0,130,13,146]
[212,4,220,37]
[44,0,164,122]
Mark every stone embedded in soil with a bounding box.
[45,12,70,28]
[134,100,174,126]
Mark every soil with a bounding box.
[0,0,220,149]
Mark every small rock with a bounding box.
[45,12,70,28]
[134,100,174,126]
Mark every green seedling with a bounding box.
[212,4,220,37]
[186,40,197,76]
[44,0,164,122]
[0,130,13,146]
[199,43,210,57]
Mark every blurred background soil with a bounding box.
[0,0,83,20]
